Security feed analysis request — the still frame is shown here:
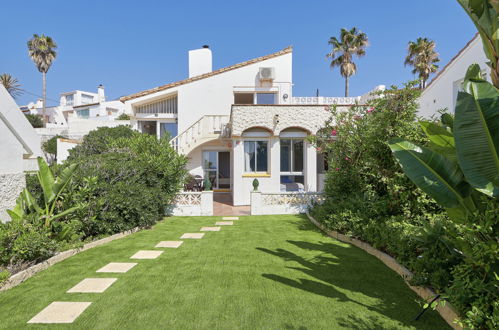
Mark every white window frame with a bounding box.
[243,139,269,173]
[280,138,304,176]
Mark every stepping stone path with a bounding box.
[67,278,117,293]
[215,221,233,226]
[97,262,137,273]
[155,241,184,248]
[222,216,239,220]
[180,233,205,239]
[28,302,92,324]
[200,227,221,231]
[130,250,163,259]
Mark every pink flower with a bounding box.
[316,147,322,152]
[335,167,340,171]
[331,130,337,136]
[367,107,375,113]
[345,157,350,161]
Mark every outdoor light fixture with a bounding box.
[282,93,288,101]
[274,114,279,124]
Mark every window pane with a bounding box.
[256,141,268,171]
[78,109,89,118]
[244,142,255,172]
[234,93,254,104]
[280,139,291,172]
[160,123,178,139]
[202,151,217,170]
[256,93,275,105]
[293,140,304,172]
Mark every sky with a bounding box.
[1,0,477,106]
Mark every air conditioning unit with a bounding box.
[259,67,275,81]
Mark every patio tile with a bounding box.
[28,302,92,324]
[155,241,184,248]
[222,216,239,220]
[200,227,221,231]
[130,250,164,259]
[180,233,205,239]
[215,221,233,225]
[67,278,117,293]
[96,262,137,273]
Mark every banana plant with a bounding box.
[7,157,79,227]
[388,64,498,221]
[457,0,499,88]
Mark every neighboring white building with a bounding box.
[122,46,382,206]
[0,86,42,222]
[23,85,127,126]
[418,34,490,118]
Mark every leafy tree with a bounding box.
[326,27,368,97]
[404,37,440,89]
[116,113,130,120]
[0,73,23,98]
[27,34,57,123]
[25,113,44,128]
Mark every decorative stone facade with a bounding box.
[0,173,25,222]
[230,105,340,136]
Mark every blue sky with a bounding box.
[1,0,477,106]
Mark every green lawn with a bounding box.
[0,215,449,329]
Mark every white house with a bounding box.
[122,46,381,207]
[418,34,490,118]
[0,86,42,222]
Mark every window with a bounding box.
[234,93,254,104]
[81,94,94,104]
[77,109,89,118]
[256,93,276,105]
[280,139,304,173]
[160,122,178,139]
[65,94,74,106]
[244,141,268,172]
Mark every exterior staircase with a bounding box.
[170,115,230,155]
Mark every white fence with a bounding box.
[169,191,213,216]
[250,191,325,215]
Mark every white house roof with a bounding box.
[120,46,293,102]
[0,85,42,157]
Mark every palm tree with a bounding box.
[0,74,23,98]
[27,34,57,123]
[404,37,440,89]
[327,27,369,97]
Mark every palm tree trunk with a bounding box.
[345,76,349,97]
[42,71,46,124]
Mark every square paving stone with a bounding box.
[155,241,184,248]
[67,278,117,293]
[222,216,239,220]
[200,227,221,231]
[130,250,164,259]
[28,302,92,324]
[215,221,233,226]
[180,233,205,239]
[96,262,137,273]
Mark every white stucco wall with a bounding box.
[418,35,490,118]
[0,173,25,222]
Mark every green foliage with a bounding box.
[42,135,64,156]
[0,269,9,284]
[116,113,130,120]
[24,114,43,128]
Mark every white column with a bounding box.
[250,191,262,215]
[270,137,281,192]
[305,141,317,192]
[200,191,213,216]
[232,139,245,205]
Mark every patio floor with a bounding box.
[213,192,250,216]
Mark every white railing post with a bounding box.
[201,191,213,216]
[250,190,262,215]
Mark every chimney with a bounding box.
[188,46,212,78]
[97,84,105,102]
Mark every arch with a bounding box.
[278,126,311,138]
[242,126,274,137]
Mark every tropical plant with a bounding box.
[24,113,44,128]
[27,34,57,123]
[7,157,78,228]
[457,0,499,88]
[388,65,498,220]
[326,27,368,97]
[404,38,440,89]
[0,73,23,98]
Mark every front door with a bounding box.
[202,151,231,190]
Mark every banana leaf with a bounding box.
[420,121,456,162]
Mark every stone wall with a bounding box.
[0,173,25,222]
[231,105,340,136]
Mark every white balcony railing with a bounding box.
[291,96,360,105]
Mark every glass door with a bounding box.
[202,151,231,190]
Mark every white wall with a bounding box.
[419,35,490,118]
[126,52,293,134]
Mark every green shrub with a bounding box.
[0,269,10,284]
[25,114,43,128]
[116,113,130,120]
